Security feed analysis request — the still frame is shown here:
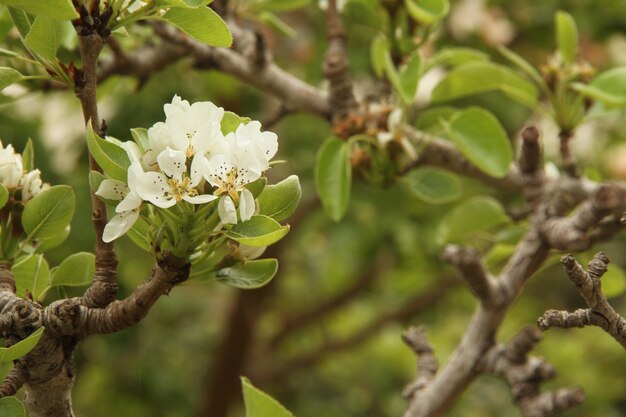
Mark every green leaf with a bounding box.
[248,0,308,12]
[414,106,457,134]
[22,139,34,172]
[0,0,78,20]
[0,327,44,363]
[370,33,389,78]
[0,184,8,210]
[86,125,131,182]
[315,137,351,222]
[49,252,95,287]
[426,47,488,71]
[258,175,301,221]
[496,45,545,87]
[35,226,70,253]
[22,185,75,244]
[7,7,32,41]
[0,397,26,417]
[215,259,278,289]
[126,216,151,252]
[0,48,20,58]
[384,51,421,104]
[556,11,578,65]
[11,254,50,300]
[437,196,509,245]
[258,11,295,37]
[161,6,233,47]
[572,68,626,108]
[431,61,539,107]
[0,67,23,91]
[242,377,295,417]
[161,0,213,7]
[445,107,513,178]
[226,215,289,247]
[342,0,387,30]
[221,111,251,134]
[602,264,626,298]
[246,177,267,199]
[404,168,460,204]
[130,128,149,153]
[404,0,449,24]
[24,15,64,61]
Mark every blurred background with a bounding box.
[1,0,626,416]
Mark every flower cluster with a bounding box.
[0,141,49,201]
[97,96,278,243]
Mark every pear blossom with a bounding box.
[96,162,144,242]
[20,169,50,202]
[0,142,23,188]
[205,153,259,224]
[376,108,417,160]
[135,148,217,209]
[147,96,227,161]
[226,121,278,172]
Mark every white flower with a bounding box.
[147,95,227,160]
[0,143,23,188]
[96,162,144,243]
[205,153,259,224]
[376,108,402,146]
[20,169,50,202]
[226,121,278,173]
[135,148,217,209]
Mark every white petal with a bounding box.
[260,130,278,162]
[239,188,255,222]
[135,171,176,208]
[121,141,142,163]
[164,95,190,120]
[147,122,172,156]
[127,162,144,191]
[166,118,191,152]
[157,148,187,181]
[218,196,238,224]
[191,121,222,156]
[204,154,234,187]
[116,191,142,213]
[388,108,403,130]
[189,154,205,187]
[96,179,128,201]
[188,101,224,131]
[102,210,140,243]
[183,193,218,205]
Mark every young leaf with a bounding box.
[425,47,488,72]
[221,111,251,134]
[0,67,23,91]
[496,45,545,87]
[242,377,295,417]
[11,254,50,301]
[130,128,150,153]
[315,137,351,222]
[0,184,8,210]
[0,0,79,20]
[258,11,296,37]
[7,7,32,40]
[215,259,278,289]
[24,15,64,61]
[404,168,461,204]
[0,397,26,417]
[161,6,233,47]
[126,216,151,252]
[22,139,34,172]
[370,33,389,78]
[0,327,44,363]
[248,0,309,12]
[572,68,626,108]
[86,125,131,182]
[384,51,421,103]
[556,11,578,65]
[49,252,95,288]
[404,0,449,25]
[35,226,70,253]
[414,106,457,134]
[246,177,267,199]
[226,215,290,247]
[22,185,75,244]
[437,196,509,245]
[431,61,539,107]
[257,175,301,222]
[160,0,213,7]
[445,107,513,178]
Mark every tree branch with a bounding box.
[402,326,438,399]
[538,252,626,348]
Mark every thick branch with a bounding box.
[152,22,330,117]
[76,33,118,308]
[0,366,26,397]
[538,253,626,348]
[441,246,503,307]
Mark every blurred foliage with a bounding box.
[0,0,625,416]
